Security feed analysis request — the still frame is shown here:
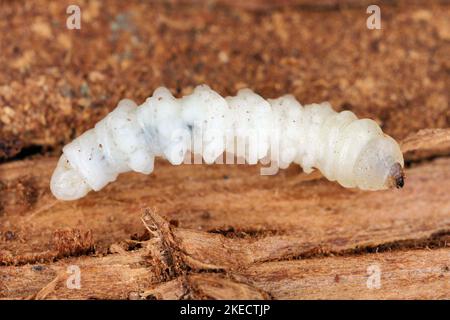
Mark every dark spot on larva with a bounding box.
[127,118,131,121]
[158,97,162,101]
[223,175,229,180]
[99,144,103,148]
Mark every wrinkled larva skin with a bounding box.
[50,85,404,201]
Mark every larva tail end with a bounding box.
[388,162,405,189]
[50,155,92,201]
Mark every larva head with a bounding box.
[50,155,91,200]
[352,136,404,191]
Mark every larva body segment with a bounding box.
[50,85,404,201]
[267,95,303,169]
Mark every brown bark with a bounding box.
[0,0,449,300]
[1,209,448,299]
[0,130,449,299]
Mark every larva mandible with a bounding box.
[50,84,404,201]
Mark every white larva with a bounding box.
[50,85,404,201]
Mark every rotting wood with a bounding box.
[1,155,450,266]
[1,129,449,269]
[0,209,448,299]
[1,0,449,300]
[402,128,450,161]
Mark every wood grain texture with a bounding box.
[0,129,449,299]
[0,0,449,300]
[1,209,448,299]
[1,153,449,265]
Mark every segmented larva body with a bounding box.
[51,85,404,201]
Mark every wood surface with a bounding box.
[0,129,449,299]
[0,0,449,299]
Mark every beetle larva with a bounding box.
[50,85,404,200]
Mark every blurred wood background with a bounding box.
[0,0,449,299]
